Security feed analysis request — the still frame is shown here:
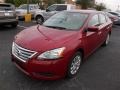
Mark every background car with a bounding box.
[16,4,40,19]
[34,4,76,24]
[105,12,119,25]
[108,11,120,25]
[0,3,18,27]
[12,10,112,80]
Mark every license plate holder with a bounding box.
[5,12,10,16]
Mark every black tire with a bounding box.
[11,23,18,28]
[66,52,82,78]
[102,34,110,46]
[36,16,44,24]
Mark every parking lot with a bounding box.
[0,21,120,90]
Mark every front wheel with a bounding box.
[36,16,44,24]
[103,34,110,46]
[67,52,82,78]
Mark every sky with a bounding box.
[96,0,120,11]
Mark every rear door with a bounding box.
[98,13,111,44]
[84,14,101,56]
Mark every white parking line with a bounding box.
[17,25,28,29]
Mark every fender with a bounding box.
[34,10,45,19]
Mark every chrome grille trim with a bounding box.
[12,42,37,62]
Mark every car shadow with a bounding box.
[13,66,83,90]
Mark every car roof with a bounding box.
[66,10,104,14]
[0,3,13,6]
[20,4,38,6]
[52,4,75,6]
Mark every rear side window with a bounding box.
[34,5,39,9]
[88,14,100,26]
[56,5,67,11]
[99,14,107,24]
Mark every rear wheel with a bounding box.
[67,52,82,78]
[11,22,18,28]
[36,16,44,24]
[103,34,110,46]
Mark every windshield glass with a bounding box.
[0,4,13,10]
[43,11,88,30]
[18,4,27,9]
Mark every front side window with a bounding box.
[18,4,27,9]
[43,11,88,30]
[30,6,34,10]
[99,14,107,24]
[88,14,100,26]
[47,5,57,11]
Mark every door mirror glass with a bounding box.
[88,26,99,32]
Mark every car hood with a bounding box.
[15,25,79,52]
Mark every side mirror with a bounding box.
[88,26,99,32]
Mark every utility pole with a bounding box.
[27,0,30,14]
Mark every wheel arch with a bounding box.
[77,48,84,61]
[35,14,44,22]
[109,31,111,35]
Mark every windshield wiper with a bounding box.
[44,25,67,29]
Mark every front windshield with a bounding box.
[18,4,27,9]
[43,11,88,30]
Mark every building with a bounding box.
[0,0,4,3]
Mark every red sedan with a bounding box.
[12,10,113,80]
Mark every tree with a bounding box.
[5,0,39,7]
[5,0,64,7]
[5,0,15,4]
[95,3,106,11]
[76,0,94,9]
[47,0,64,6]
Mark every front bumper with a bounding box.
[11,55,69,80]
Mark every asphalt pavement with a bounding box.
[0,21,120,90]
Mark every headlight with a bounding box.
[37,47,66,60]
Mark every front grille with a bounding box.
[12,42,37,62]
